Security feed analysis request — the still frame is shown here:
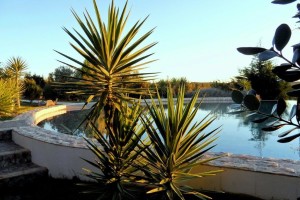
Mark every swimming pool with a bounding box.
[37,101,300,160]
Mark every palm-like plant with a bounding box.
[140,85,222,200]
[55,0,157,123]
[5,57,28,108]
[0,79,19,116]
[82,101,149,200]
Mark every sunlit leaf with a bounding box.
[147,187,165,194]
[237,47,267,55]
[273,24,291,52]
[257,50,278,61]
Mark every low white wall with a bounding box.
[189,164,300,200]
[12,132,94,180]
[5,103,300,200]
[11,104,97,180]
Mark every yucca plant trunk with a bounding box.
[15,77,20,109]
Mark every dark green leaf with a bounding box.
[243,95,260,111]
[276,70,300,82]
[257,50,278,61]
[276,98,286,116]
[278,133,300,143]
[227,110,245,114]
[252,116,269,123]
[247,89,256,96]
[273,24,291,52]
[262,124,286,132]
[237,47,267,55]
[272,64,292,75]
[272,0,297,4]
[231,90,244,104]
[287,89,300,97]
[278,127,297,137]
[292,48,300,64]
[296,97,300,122]
[289,104,297,120]
[292,83,300,89]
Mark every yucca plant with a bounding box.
[5,57,28,108]
[0,78,19,117]
[139,84,223,200]
[82,101,149,200]
[55,0,157,124]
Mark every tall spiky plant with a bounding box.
[0,79,19,117]
[55,0,157,124]
[140,84,223,200]
[82,101,149,200]
[5,57,28,108]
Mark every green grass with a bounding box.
[0,102,44,121]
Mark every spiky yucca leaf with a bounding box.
[82,101,149,200]
[140,84,222,200]
[0,79,19,116]
[55,0,157,123]
[5,57,28,108]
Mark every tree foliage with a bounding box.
[236,1,300,143]
[23,78,43,102]
[239,58,290,100]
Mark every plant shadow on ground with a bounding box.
[0,177,263,200]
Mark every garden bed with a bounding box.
[0,177,263,200]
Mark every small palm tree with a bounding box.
[55,0,157,124]
[140,84,223,200]
[5,57,28,108]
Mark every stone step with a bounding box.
[0,130,12,141]
[0,141,31,168]
[0,163,48,188]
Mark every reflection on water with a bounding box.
[38,101,300,160]
[38,109,90,137]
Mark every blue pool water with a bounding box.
[38,101,300,160]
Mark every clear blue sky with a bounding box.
[0,0,298,82]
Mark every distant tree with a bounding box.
[239,58,290,100]
[23,78,43,103]
[25,73,46,89]
[46,66,78,101]
[43,84,58,101]
[5,57,28,108]
[52,66,76,82]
